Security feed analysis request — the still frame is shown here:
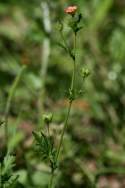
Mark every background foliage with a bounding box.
[0,0,125,187]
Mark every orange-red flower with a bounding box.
[64,6,77,15]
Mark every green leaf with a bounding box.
[1,155,18,188]
[57,42,67,51]
[3,155,15,176]
[33,131,57,170]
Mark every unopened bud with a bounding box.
[43,113,53,124]
[81,68,90,79]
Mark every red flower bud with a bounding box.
[64,6,77,15]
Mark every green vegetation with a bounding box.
[0,0,125,187]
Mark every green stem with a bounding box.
[4,65,26,147]
[47,123,50,138]
[55,101,72,162]
[48,33,77,188]
[71,33,76,91]
[56,34,77,160]
[48,171,54,188]
[60,31,69,54]
[0,163,2,188]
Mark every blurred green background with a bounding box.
[0,0,125,187]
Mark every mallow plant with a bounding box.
[33,6,90,188]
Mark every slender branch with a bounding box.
[48,32,77,188]
[71,33,77,91]
[55,101,72,162]
[60,31,70,54]
[55,32,77,159]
